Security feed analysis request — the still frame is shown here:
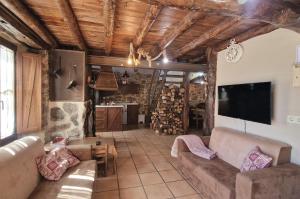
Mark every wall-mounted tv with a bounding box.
[218,82,272,125]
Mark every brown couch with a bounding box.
[177,127,300,199]
[0,136,96,199]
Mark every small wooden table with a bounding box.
[69,137,117,175]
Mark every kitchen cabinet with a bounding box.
[95,106,122,132]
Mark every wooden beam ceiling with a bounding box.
[1,0,58,47]
[136,0,299,29]
[88,55,207,72]
[151,11,206,57]
[215,24,276,51]
[173,18,240,59]
[103,0,116,55]
[57,0,87,50]
[133,4,162,48]
[0,4,48,49]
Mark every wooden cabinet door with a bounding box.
[16,52,42,133]
[95,107,107,132]
[127,104,139,125]
[107,107,122,131]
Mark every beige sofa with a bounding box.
[177,127,300,199]
[0,136,96,199]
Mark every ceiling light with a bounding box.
[127,55,133,65]
[162,49,169,64]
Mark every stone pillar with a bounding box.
[48,102,87,140]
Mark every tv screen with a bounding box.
[218,82,271,125]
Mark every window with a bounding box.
[0,45,15,139]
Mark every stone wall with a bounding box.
[189,83,206,106]
[104,72,153,114]
[47,101,87,141]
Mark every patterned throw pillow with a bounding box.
[240,146,273,173]
[54,147,80,168]
[36,153,69,181]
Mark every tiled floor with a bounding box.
[92,128,203,199]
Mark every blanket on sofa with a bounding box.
[171,135,216,160]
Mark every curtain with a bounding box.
[0,45,15,139]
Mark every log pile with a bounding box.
[151,84,185,135]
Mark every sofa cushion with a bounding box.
[209,127,291,168]
[36,151,69,181]
[54,147,80,168]
[30,160,96,199]
[179,152,239,199]
[0,136,44,199]
[240,146,273,172]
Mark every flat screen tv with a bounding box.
[218,82,271,125]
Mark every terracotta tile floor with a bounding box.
[92,128,203,199]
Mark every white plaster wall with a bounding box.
[215,28,300,165]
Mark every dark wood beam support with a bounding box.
[133,4,161,48]
[1,0,57,47]
[173,18,240,59]
[87,55,207,72]
[0,4,49,49]
[103,0,116,55]
[57,0,87,50]
[183,72,190,132]
[189,54,206,63]
[215,24,276,52]
[204,48,217,135]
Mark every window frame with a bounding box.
[0,38,17,146]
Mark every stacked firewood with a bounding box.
[151,84,185,135]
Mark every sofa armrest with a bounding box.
[67,144,92,161]
[236,163,300,199]
[201,136,210,147]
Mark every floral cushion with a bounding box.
[240,146,273,172]
[36,153,69,181]
[54,147,80,168]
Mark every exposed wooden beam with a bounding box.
[57,0,86,50]
[173,18,240,59]
[0,4,48,49]
[189,54,206,63]
[103,0,116,55]
[204,47,217,135]
[87,55,207,72]
[136,0,299,29]
[215,24,276,52]
[1,0,57,47]
[133,4,162,48]
[151,11,205,56]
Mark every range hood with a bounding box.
[94,69,118,91]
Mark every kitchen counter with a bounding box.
[96,105,124,108]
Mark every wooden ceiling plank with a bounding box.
[103,0,116,55]
[173,17,240,59]
[57,0,87,50]
[159,11,205,50]
[133,4,162,48]
[1,0,58,47]
[215,24,276,52]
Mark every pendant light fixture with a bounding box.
[122,70,130,85]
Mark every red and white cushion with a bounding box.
[240,146,273,172]
[54,147,80,168]
[36,153,69,181]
